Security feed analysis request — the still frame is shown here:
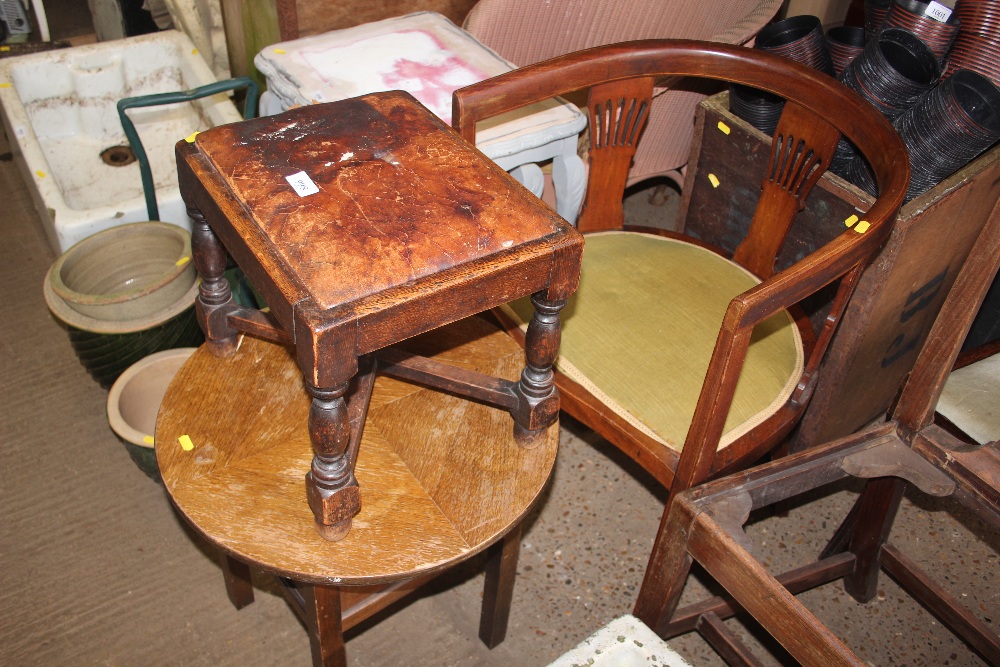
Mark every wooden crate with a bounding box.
[680,92,1000,447]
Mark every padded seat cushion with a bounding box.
[503,232,803,451]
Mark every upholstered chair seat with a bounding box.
[504,232,803,451]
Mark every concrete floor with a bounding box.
[1,7,997,667]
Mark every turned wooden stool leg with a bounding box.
[189,207,241,356]
[513,293,566,447]
[479,524,523,648]
[305,381,362,542]
[302,584,347,667]
[220,554,255,610]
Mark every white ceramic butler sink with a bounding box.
[0,30,242,253]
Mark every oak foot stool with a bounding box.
[156,317,559,666]
[175,90,582,540]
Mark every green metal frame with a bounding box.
[117,77,259,222]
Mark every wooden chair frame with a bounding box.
[453,40,909,515]
[633,198,1000,665]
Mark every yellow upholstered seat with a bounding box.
[504,232,803,451]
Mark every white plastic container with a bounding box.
[0,30,242,253]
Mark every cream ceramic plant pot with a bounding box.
[48,221,196,321]
[44,222,204,388]
[107,347,197,481]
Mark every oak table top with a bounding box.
[156,317,558,585]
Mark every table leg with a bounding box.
[513,293,566,447]
[479,523,522,648]
[303,584,347,667]
[189,206,241,356]
[221,554,255,610]
[509,163,545,199]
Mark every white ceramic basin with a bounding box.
[0,30,243,253]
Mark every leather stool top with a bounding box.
[181,91,575,329]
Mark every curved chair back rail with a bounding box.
[462,0,785,186]
[453,40,909,496]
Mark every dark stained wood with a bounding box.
[578,77,655,233]
[731,100,842,279]
[838,439,953,495]
[479,525,522,648]
[156,316,558,665]
[881,545,1000,665]
[662,552,856,636]
[494,305,682,483]
[302,584,345,667]
[634,188,1000,664]
[842,477,906,602]
[221,554,255,610]
[913,428,1000,532]
[338,575,436,631]
[679,93,870,283]
[189,205,241,356]
[688,507,865,666]
[954,338,1000,370]
[454,40,907,499]
[226,307,291,345]
[696,612,766,667]
[192,95,566,311]
[177,91,583,537]
[376,346,519,410]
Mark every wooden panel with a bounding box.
[220,0,281,83]
[682,93,1000,447]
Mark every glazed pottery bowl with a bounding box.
[44,223,204,388]
[47,222,196,322]
[107,347,197,481]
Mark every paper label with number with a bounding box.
[924,1,952,22]
[286,171,320,197]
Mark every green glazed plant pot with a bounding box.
[106,347,197,481]
[44,222,204,388]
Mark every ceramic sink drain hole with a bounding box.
[100,145,137,167]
